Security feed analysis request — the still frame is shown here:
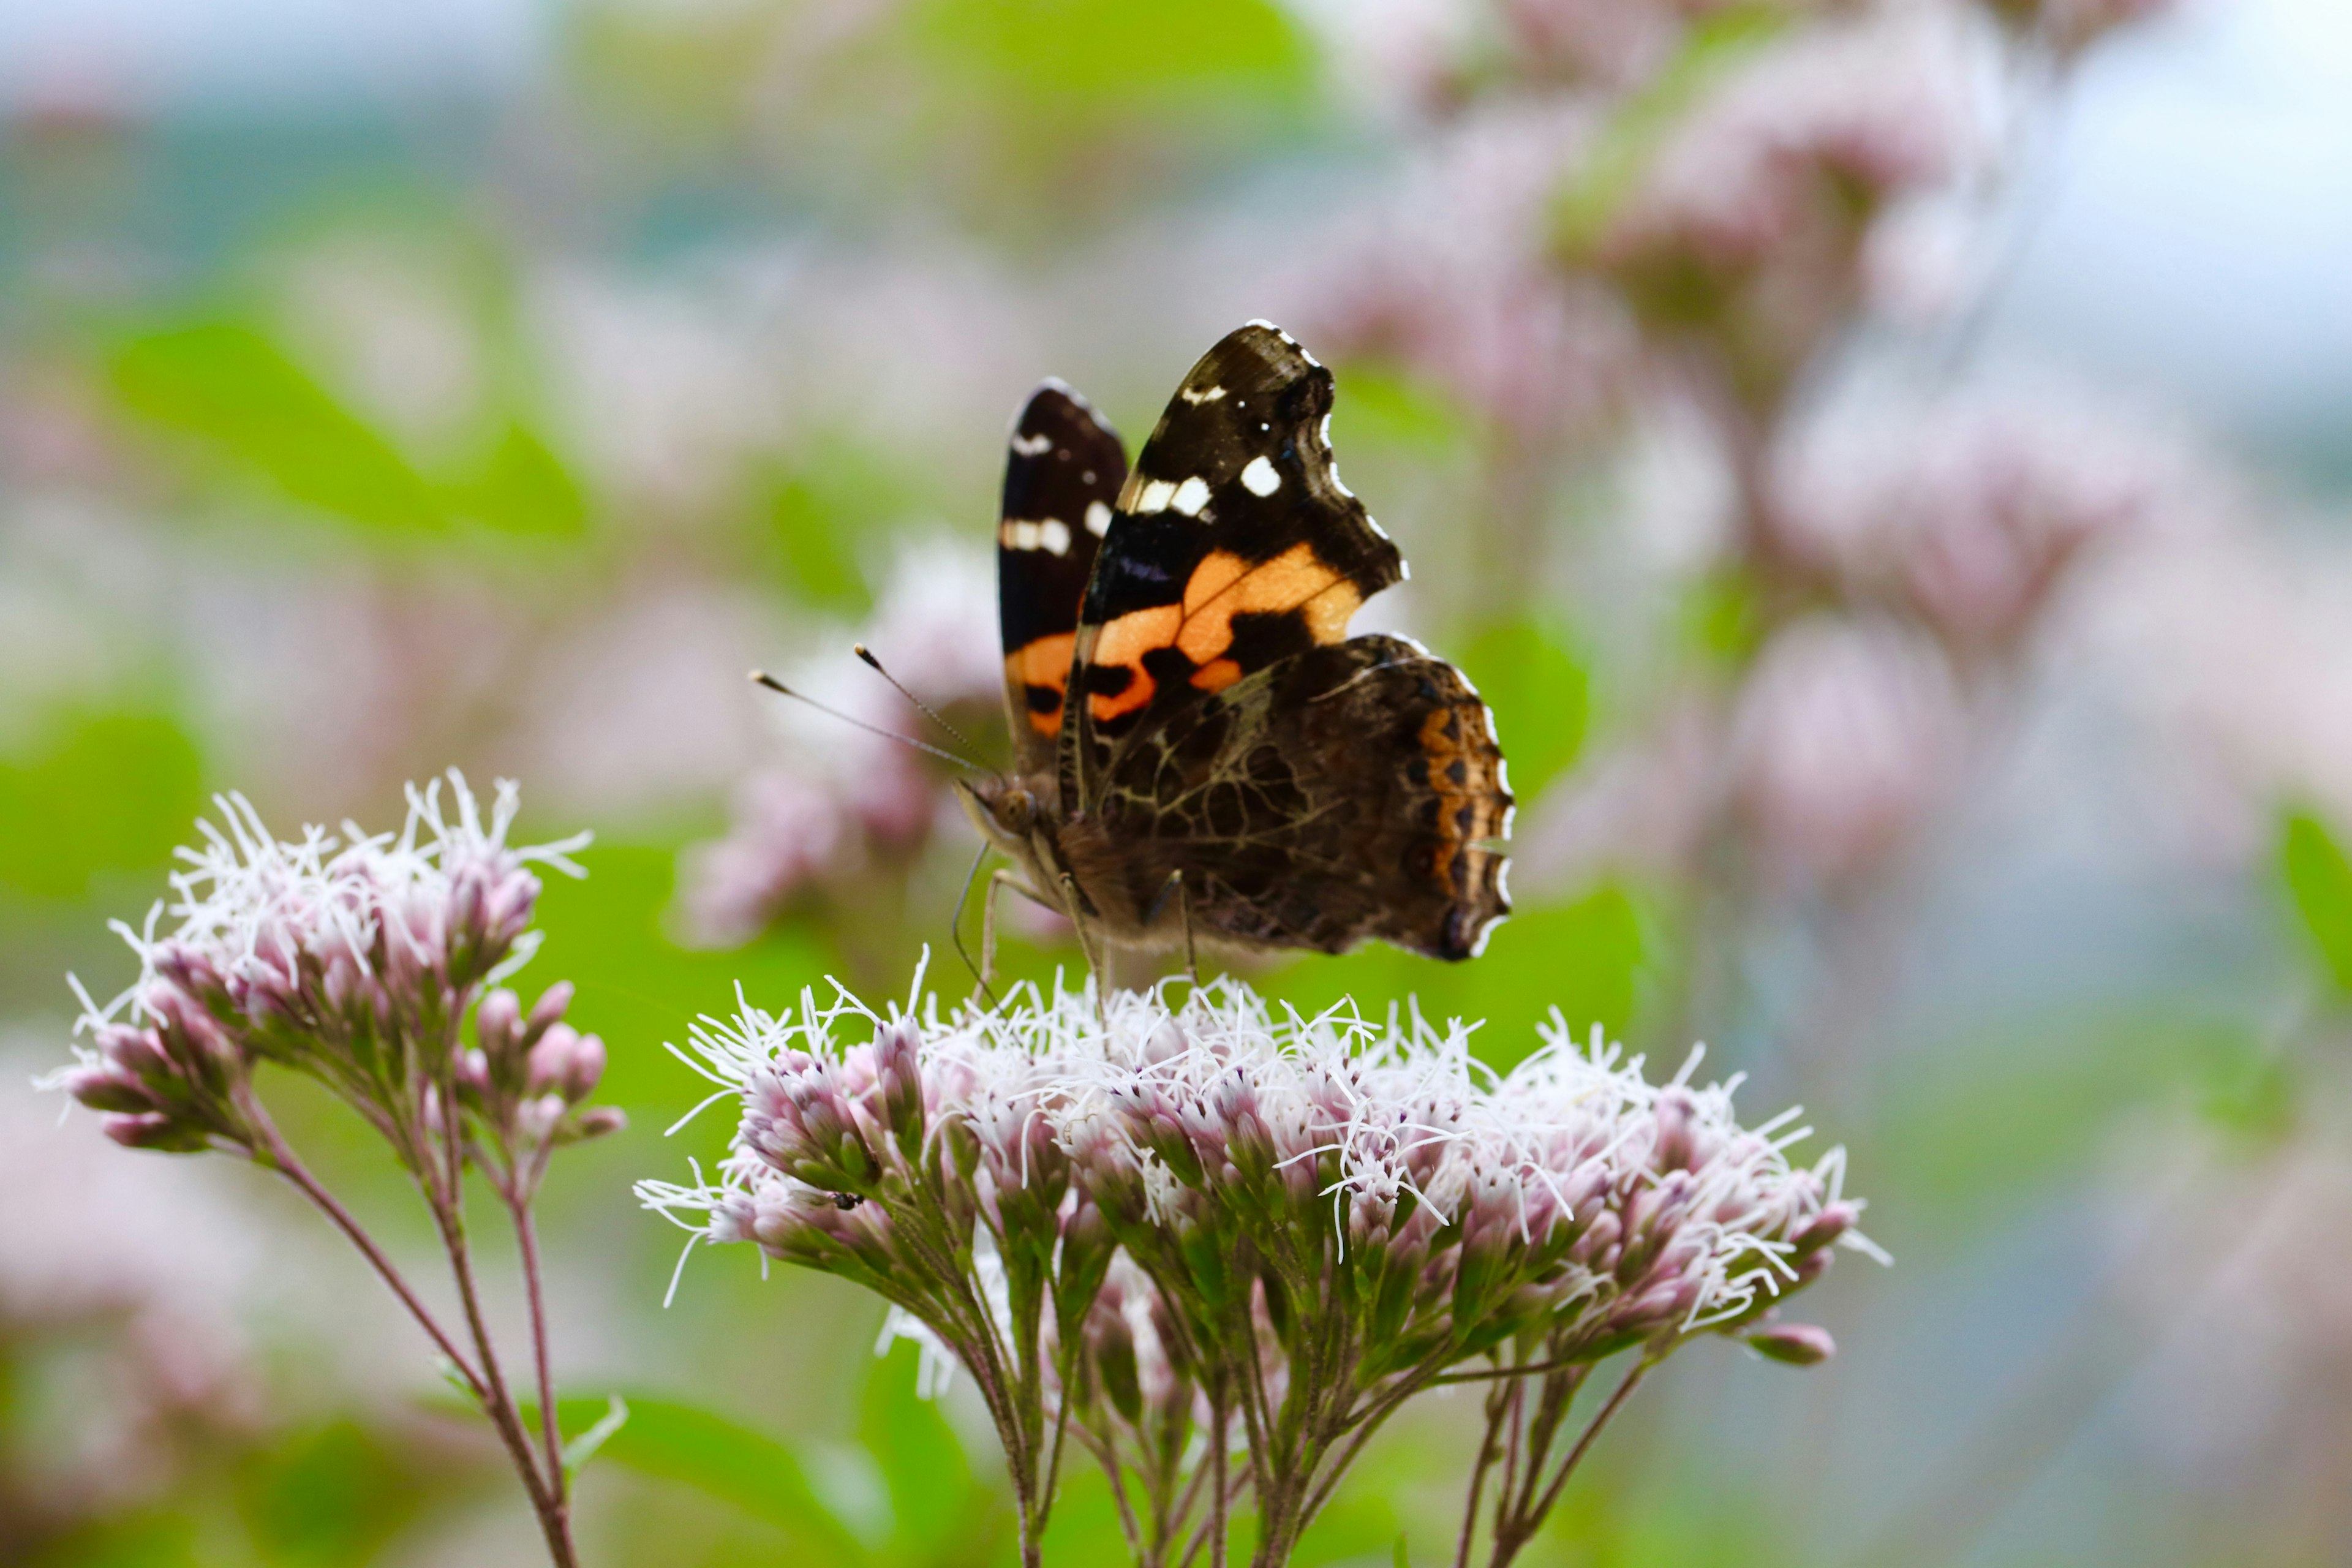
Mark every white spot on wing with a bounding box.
[1170,476,1212,516]
[1136,479,1177,514]
[1085,500,1112,537]
[1399,557,1412,582]
[1499,802,1517,839]
[1365,516,1390,540]
[1240,455,1281,496]
[1039,518,1071,556]
[1180,384,1227,405]
[1318,413,1332,447]
[1331,463,1354,498]
[1011,432,1051,456]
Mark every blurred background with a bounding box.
[7,0,2352,1562]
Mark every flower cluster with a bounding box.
[642,973,1874,1567]
[55,774,611,1166]
[50,772,614,1568]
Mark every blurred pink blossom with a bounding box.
[0,1057,262,1521]
[1772,390,2192,654]
[2082,527,2352,862]
[514,579,786,822]
[680,539,999,946]
[1608,12,1988,273]
[1600,10,1991,398]
[1727,614,1965,888]
[1295,99,1634,442]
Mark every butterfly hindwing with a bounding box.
[1087,634,1512,959]
[1065,322,1406,799]
[998,380,1128,775]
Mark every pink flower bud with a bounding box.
[524,981,575,1043]
[105,1112,211,1153]
[476,988,524,1058]
[1791,1200,1858,1255]
[63,1064,154,1114]
[527,1023,582,1095]
[563,1034,606,1102]
[574,1106,627,1140]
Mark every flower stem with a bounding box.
[247,1117,485,1400]
[1487,1360,1649,1568]
[509,1188,570,1518]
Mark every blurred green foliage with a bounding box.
[0,707,205,903]
[527,845,834,1110]
[1265,885,1651,1072]
[2278,806,2352,996]
[111,322,446,535]
[911,0,1312,118]
[110,318,584,540]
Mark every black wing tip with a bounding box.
[1231,318,1325,371]
[1015,377,1120,441]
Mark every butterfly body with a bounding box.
[962,322,1512,966]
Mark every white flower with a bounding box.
[53,771,592,1152]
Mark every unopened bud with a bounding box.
[63,1065,154,1115]
[524,981,574,1046]
[105,1112,211,1153]
[476,989,524,1059]
[562,1033,606,1102]
[528,1023,582,1095]
[573,1106,627,1140]
[1791,1201,1858,1256]
[1746,1322,1836,1366]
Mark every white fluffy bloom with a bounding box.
[643,970,1874,1343]
[53,772,592,1152]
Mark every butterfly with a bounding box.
[956,322,1512,976]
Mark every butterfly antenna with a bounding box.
[748,671,982,772]
[854,644,984,758]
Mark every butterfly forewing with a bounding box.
[1064,322,1407,802]
[997,380,1128,776]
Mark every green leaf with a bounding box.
[447,422,590,537]
[0,707,205,902]
[522,843,834,1110]
[2280,807,2352,995]
[545,1392,873,1563]
[236,1419,435,1566]
[913,0,1311,113]
[1264,884,1650,1072]
[110,322,445,533]
[860,1340,982,1561]
[1393,1534,1413,1568]
[1327,363,1472,457]
[1458,617,1589,800]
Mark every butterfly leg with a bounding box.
[1058,870,1109,1025]
[951,842,999,1008]
[1143,869,1200,987]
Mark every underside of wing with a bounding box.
[997,380,1126,777]
[1065,322,1405,802]
[1089,635,1513,961]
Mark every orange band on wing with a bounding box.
[1174,544,1363,666]
[1007,632,1076,736]
[1088,606,1181,723]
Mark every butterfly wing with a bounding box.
[1061,322,1404,806]
[1091,635,1512,959]
[998,380,1127,777]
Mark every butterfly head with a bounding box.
[953,772,1044,856]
